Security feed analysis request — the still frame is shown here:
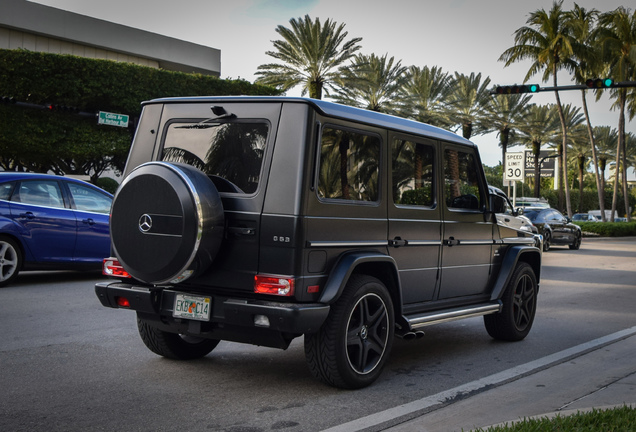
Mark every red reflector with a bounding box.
[115,296,131,308]
[103,258,131,278]
[254,275,295,296]
[307,285,320,294]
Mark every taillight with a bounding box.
[103,258,131,278]
[254,274,295,296]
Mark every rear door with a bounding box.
[155,101,283,292]
[9,179,76,262]
[387,134,442,304]
[438,144,494,299]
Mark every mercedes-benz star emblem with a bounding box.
[138,214,153,233]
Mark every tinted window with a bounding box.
[524,210,541,222]
[444,149,482,210]
[14,180,64,209]
[68,183,112,214]
[162,121,269,194]
[318,126,380,202]
[392,138,434,207]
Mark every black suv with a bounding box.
[96,97,541,389]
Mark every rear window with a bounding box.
[162,121,269,194]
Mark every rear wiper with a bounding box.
[175,105,236,129]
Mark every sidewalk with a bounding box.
[384,330,636,432]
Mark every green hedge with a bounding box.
[576,221,636,237]
[0,49,280,180]
[0,49,280,114]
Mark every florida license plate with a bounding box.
[173,294,211,321]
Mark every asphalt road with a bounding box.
[1,237,634,432]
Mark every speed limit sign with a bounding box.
[504,152,525,182]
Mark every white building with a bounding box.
[0,0,220,76]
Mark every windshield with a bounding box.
[162,121,269,194]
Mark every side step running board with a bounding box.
[404,302,502,331]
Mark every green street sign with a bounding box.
[98,111,129,127]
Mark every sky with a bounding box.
[28,0,635,168]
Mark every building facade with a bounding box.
[0,0,221,76]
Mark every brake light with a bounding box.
[103,258,131,278]
[254,275,295,296]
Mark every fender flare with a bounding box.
[490,245,542,301]
[318,251,401,306]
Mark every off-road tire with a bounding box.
[304,275,394,389]
[484,262,537,341]
[137,318,219,360]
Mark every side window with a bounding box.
[444,148,482,211]
[14,180,65,209]
[68,183,112,214]
[0,182,15,201]
[317,126,380,202]
[392,138,434,207]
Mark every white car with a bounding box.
[489,187,538,234]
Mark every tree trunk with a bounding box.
[581,90,606,221]
[553,68,572,217]
[618,91,630,222]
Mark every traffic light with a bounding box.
[495,84,540,94]
[46,104,80,113]
[586,78,614,88]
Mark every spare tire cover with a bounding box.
[110,162,224,284]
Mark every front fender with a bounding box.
[490,245,542,301]
[319,251,400,305]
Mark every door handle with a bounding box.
[444,237,460,247]
[389,237,407,248]
[19,212,35,219]
[82,218,96,225]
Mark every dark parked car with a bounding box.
[95,97,541,389]
[0,172,113,287]
[524,208,582,251]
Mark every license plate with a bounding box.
[173,294,211,321]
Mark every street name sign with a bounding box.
[98,111,129,128]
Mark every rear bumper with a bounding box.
[95,281,330,338]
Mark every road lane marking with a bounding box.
[321,326,636,432]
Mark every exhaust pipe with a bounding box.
[397,331,425,341]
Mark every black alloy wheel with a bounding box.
[304,275,394,389]
[569,232,582,250]
[484,262,537,341]
[542,230,551,251]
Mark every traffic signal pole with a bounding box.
[492,80,636,94]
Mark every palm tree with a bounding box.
[484,93,532,165]
[568,4,607,219]
[401,65,453,128]
[499,1,584,217]
[597,7,636,221]
[446,72,492,139]
[333,53,407,113]
[517,104,560,197]
[255,15,362,99]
